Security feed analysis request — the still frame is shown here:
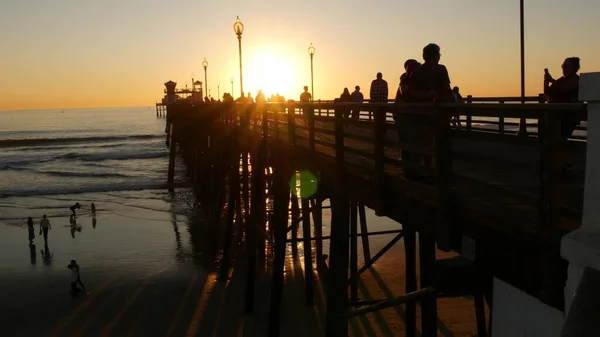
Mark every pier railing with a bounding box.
[169,99,586,253]
[165,97,587,320]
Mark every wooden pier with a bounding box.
[164,97,587,337]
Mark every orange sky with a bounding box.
[1,0,599,110]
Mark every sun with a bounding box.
[245,52,298,99]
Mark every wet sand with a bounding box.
[0,193,480,336]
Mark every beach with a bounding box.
[0,107,480,336]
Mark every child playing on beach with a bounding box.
[70,202,82,216]
[67,260,86,295]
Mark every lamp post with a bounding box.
[218,85,220,100]
[517,0,528,136]
[308,43,315,100]
[230,77,234,95]
[202,58,208,100]
[233,16,244,98]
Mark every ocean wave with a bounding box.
[0,134,163,148]
[36,170,131,179]
[0,181,191,199]
[1,149,168,167]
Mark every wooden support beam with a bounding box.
[404,226,417,337]
[348,231,404,282]
[267,142,292,337]
[325,106,349,337]
[311,198,324,271]
[358,204,371,263]
[167,123,176,192]
[350,199,358,302]
[290,192,299,256]
[419,231,438,337]
[301,197,314,306]
[339,287,437,320]
[218,165,238,282]
[284,228,403,243]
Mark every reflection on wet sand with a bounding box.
[92,216,97,229]
[69,215,82,239]
[40,243,52,266]
[29,243,37,265]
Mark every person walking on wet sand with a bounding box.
[27,217,35,244]
[70,202,81,216]
[67,260,86,295]
[91,203,96,216]
[39,214,51,244]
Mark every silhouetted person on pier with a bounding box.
[545,57,581,172]
[400,43,453,180]
[27,216,35,244]
[350,85,364,120]
[395,59,421,103]
[68,260,86,295]
[545,57,581,138]
[39,214,51,244]
[300,86,312,103]
[235,93,246,102]
[369,72,388,120]
[223,93,234,103]
[340,87,352,120]
[451,86,463,127]
[256,90,266,104]
[299,86,313,125]
[204,96,210,103]
[246,92,254,103]
[70,202,81,216]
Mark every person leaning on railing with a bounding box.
[544,56,581,172]
[397,43,454,181]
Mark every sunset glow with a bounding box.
[0,1,599,109]
[245,48,299,98]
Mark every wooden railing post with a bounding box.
[434,103,452,252]
[308,102,316,154]
[287,100,296,147]
[326,96,349,337]
[465,95,473,131]
[373,105,386,216]
[538,109,562,307]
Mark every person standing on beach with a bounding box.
[39,214,51,244]
[70,202,81,216]
[27,217,35,244]
[67,260,86,295]
[91,203,96,216]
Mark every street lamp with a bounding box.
[308,43,315,100]
[517,0,528,136]
[202,58,208,100]
[233,16,244,98]
[230,77,234,95]
[218,85,220,100]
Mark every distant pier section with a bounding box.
[156,80,204,117]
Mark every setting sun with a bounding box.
[245,48,299,99]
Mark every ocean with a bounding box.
[0,107,204,277]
